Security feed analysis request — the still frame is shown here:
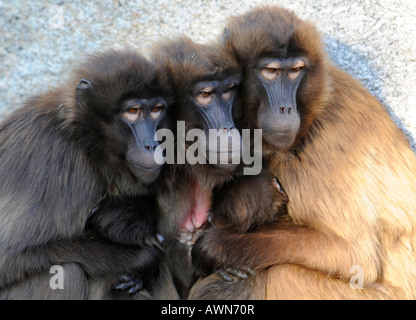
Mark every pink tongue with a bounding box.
[180,181,211,233]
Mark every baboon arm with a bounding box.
[193,222,381,284]
[88,195,158,246]
[211,169,287,232]
[0,236,159,290]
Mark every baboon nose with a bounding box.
[220,124,235,133]
[279,106,293,114]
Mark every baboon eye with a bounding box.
[260,62,281,81]
[123,105,142,122]
[196,87,214,105]
[226,83,237,92]
[151,104,164,113]
[222,83,236,101]
[265,68,277,73]
[288,60,306,80]
[150,104,164,120]
[200,92,211,98]
[289,67,302,73]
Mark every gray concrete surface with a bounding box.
[1,0,415,149]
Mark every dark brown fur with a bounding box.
[209,170,288,233]
[189,6,416,300]
[0,50,177,299]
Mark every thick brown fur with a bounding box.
[209,170,288,233]
[189,6,416,300]
[0,50,178,299]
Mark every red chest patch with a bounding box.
[180,180,212,233]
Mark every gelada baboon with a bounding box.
[150,36,256,297]
[0,50,178,299]
[190,6,416,299]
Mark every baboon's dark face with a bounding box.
[223,5,329,151]
[187,75,241,170]
[119,96,169,184]
[253,57,305,150]
[75,74,173,185]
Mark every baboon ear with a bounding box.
[76,79,93,105]
[222,28,232,44]
[76,79,93,96]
